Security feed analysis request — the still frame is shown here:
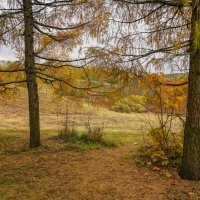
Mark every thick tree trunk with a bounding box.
[180,2,200,180]
[23,0,40,147]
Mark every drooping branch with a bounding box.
[36,71,102,90]
[0,10,23,18]
[35,54,96,63]
[0,69,25,73]
[112,4,165,24]
[0,79,26,87]
[113,0,191,7]
[34,19,91,31]
[165,81,188,86]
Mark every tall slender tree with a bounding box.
[23,0,40,147]
[0,0,108,147]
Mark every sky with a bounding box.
[0,45,17,61]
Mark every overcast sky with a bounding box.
[0,45,17,61]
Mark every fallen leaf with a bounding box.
[169,181,176,185]
[147,161,152,166]
[152,166,160,171]
[188,192,194,197]
[165,172,172,178]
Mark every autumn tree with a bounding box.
[88,0,199,180]
[0,0,108,147]
[143,73,187,142]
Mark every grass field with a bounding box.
[0,89,199,200]
[0,89,182,134]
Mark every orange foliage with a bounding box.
[142,73,187,114]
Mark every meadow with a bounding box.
[0,89,199,200]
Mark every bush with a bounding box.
[111,95,147,113]
[111,102,132,113]
[56,108,116,150]
[129,95,146,104]
[85,117,105,141]
[61,130,79,142]
[135,127,183,167]
[57,125,116,151]
[62,132,116,151]
[131,103,147,113]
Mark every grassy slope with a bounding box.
[0,88,181,137]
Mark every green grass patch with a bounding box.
[62,130,142,151]
[103,130,142,145]
[0,131,19,152]
[56,130,117,151]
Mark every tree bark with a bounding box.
[23,0,40,147]
[180,1,200,180]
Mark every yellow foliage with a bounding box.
[41,36,52,48]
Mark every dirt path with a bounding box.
[0,140,199,200]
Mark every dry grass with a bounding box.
[0,88,198,200]
[0,88,181,133]
[0,138,199,200]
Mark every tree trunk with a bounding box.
[180,2,200,180]
[23,0,40,147]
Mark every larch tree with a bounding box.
[0,0,108,147]
[90,0,199,180]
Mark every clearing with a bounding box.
[0,90,199,200]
